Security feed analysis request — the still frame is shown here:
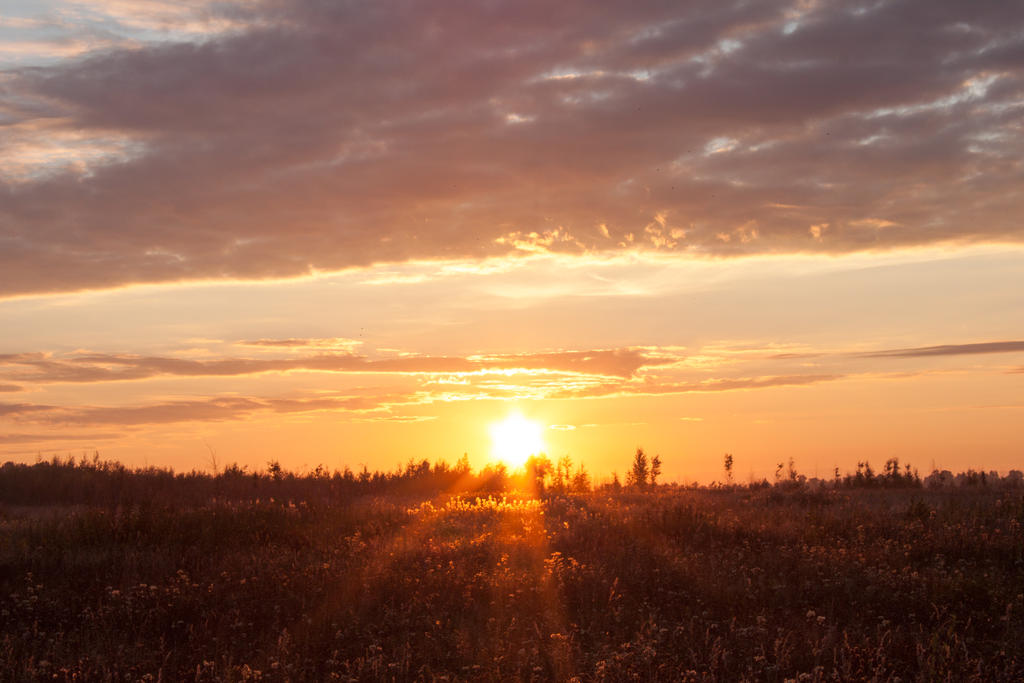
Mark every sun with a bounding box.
[489,413,546,468]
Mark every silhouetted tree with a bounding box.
[884,457,901,482]
[627,448,649,488]
[571,462,591,493]
[723,453,734,485]
[479,462,508,493]
[651,454,662,486]
[554,454,574,493]
[524,454,552,495]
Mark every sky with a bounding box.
[1,0,1022,482]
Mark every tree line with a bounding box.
[2,449,1020,509]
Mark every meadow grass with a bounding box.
[1,463,1023,680]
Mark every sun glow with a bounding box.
[489,413,546,467]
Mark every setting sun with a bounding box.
[4,1,1024,677]
[489,413,546,467]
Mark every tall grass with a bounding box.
[1,458,1022,680]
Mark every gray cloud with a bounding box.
[857,341,1024,358]
[12,394,396,427]
[2,0,1024,296]
[238,338,357,348]
[0,347,653,383]
[766,340,1024,361]
[0,371,846,429]
[549,373,843,399]
[0,402,52,417]
[0,432,120,445]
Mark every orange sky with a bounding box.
[1,247,1021,481]
[1,1,1023,481]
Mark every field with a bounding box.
[2,461,1023,681]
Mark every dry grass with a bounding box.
[1,469,1023,680]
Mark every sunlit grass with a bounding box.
[1,458,1022,679]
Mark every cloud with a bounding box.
[1,0,1023,295]
[0,365,845,430]
[768,352,824,360]
[678,374,843,392]
[347,414,438,424]
[0,402,52,417]
[473,349,650,378]
[45,397,267,426]
[238,337,361,350]
[14,372,837,427]
[0,432,120,445]
[57,0,252,35]
[858,341,1024,358]
[0,0,253,70]
[0,384,22,392]
[10,394,398,427]
[549,374,843,400]
[0,347,655,383]
[763,340,1024,362]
